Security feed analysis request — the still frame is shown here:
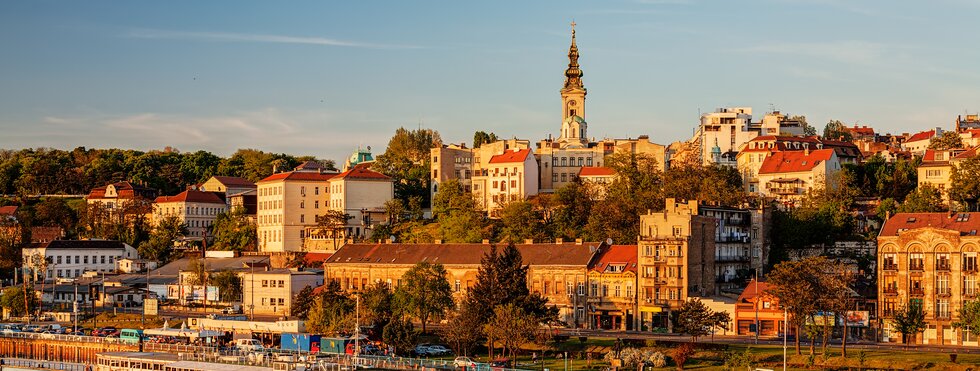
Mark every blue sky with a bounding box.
[2,0,980,162]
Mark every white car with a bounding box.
[234,338,265,352]
[453,356,478,369]
[427,345,452,356]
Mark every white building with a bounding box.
[326,164,394,240]
[256,162,336,252]
[757,149,841,205]
[242,268,323,317]
[473,148,539,214]
[22,240,139,281]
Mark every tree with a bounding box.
[211,208,258,251]
[671,343,696,371]
[398,262,454,333]
[822,260,855,357]
[212,270,242,303]
[372,127,441,208]
[793,115,818,137]
[497,201,545,243]
[710,311,732,341]
[767,257,826,355]
[929,131,964,150]
[898,184,945,213]
[306,281,355,334]
[950,156,980,211]
[382,315,418,356]
[442,306,483,356]
[584,152,662,243]
[891,299,927,344]
[548,180,593,240]
[186,257,210,308]
[674,298,716,341]
[291,285,317,318]
[952,300,980,340]
[0,286,36,317]
[473,131,498,148]
[822,120,853,141]
[484,303,537,359]
[313,210,352,249]
[432,179,484,243]
[140,215,187,264]
[361,282,396,329]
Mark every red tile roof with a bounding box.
[210,176,256,187]
[304,252,333,266]
[590,245,637,273]
[758,149,835,174]
[333,163,391,181]
[258,171,337,183]
[737,278,771,303]
[0,206,17,216]
[489,149,532,164]
[845,126,875,136]
[907,130,936,143]
[86,181,157,200]
[954,147,978,160]
[155,190,226,204]
[881,212,980,236]
[578,167,616,177]
[328,242,602,266]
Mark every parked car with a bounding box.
[414,345,431,356]
[489,358,512,369]
[453,356,478,369]
[426,345,453,356]
[94,327,119,337]
[234,338,265,352]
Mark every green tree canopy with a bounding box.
[497,201,546,243]
[0,286,37,317]
[473,131,499,148]
[822,120,852,141]
[397,262,454,333]
[674,298,721,341]
[431,179,484,243]
[950,156,980,211]
[891,299,927,344]
[140,215,187,264]
[211,208,257,252]
[212,270,242,303]
[953,300,980,338]
[929,131,964,150]
[372,127,441,208]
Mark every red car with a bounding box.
[94,327,119,337]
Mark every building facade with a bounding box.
[152,190,228,238]
[242,268,323,317]
[22,240,139,281]
[699,204,769,293]
[256,162,336,252]
[325,164,394,240]
[756,149,840,205]
[878,212,980,345]
[586,244,637,330]
[636,199,716,331]
[323,241,603,327]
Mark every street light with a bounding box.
[783,306,788,371]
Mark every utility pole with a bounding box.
[783,307,788,371]
[754,273,759,344]
[354,294,360,363]
[141,266,148,328]
[73,282,79,331]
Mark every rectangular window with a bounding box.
[278,298,285,305]
[101,256,106,264]
[561,157,567,167]
[454,280,461,292]
[262,280,268,288]
[510,180,516,188]
[315,187,319,195]
[590,282,598,296]
[587,157,593,166]
[561,173,567,182]
[56,256,62,264]
[614,285,621,297]
[552,157,558,167]
[577,282,585,296]
[965,275,977,296]
[553,173,559,182]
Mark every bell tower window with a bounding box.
[569,109,576,117]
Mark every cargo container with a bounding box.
[319,337,352,354]
[281,333,322,352]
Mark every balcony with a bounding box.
[937,262,951,271]
[965,290,977,298]
[767,186,801,195]
[910,288,925,296]
[715,255,751,263]
[965,265,978,273]
[910,263,924,272]
[882,263,898,271]
[883,287,898,295]
[937,288,952,297]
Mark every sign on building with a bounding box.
[144,298,159,316]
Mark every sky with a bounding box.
[2,0,980,163]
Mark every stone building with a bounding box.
[586,244,637,330]
[878,212,980,345]
[636,199,716,331]
[323,241,604,327]
[256,162,336,252]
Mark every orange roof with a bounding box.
[258,171,337,183]
[333,163,390,181]
[737,278,771,303]
[845,126,875,136]
[304,252,333,266]
[758,149,835,174]
[881,212,980,236]
[0,206,17,216]
[907,130,936,143]
[489,149,532,164]
[154,190,225,204]
[578,167,615,177]
[589,245,637,273]
[86,181,157,200]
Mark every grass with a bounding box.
[459,336,980,370]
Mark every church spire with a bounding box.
[563,21,584,91]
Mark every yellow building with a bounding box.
[586,244,637,330]
[323,241,604,327]
[242,268,323,317]
[917,147,976,202]
[85,181,158,223]
[256,162,336,252]
[636,199,716,331]
[152,190,228,238]
[878,212,980,345]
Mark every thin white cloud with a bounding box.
[126,29,421,50]
[737,40,887,65]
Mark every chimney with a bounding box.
[482,239,490,245]
[524,239,534,244]
[555,238,563,244]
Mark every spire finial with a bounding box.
[563,21,583,90]
[571,20,576,36]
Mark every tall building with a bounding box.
[636,199,716,331]
[878,212,980,345]
[473,148,539,213]
[698,204,769,293]
[322,164,394,241]
[256,162,336,252]
[586,244,638,330]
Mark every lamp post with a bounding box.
[783,306,788,371]
[72,282,79,332]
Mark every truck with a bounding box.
[319,337,352,354]
[280,333,322,353]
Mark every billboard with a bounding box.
[144,298,159,316]
[844,311,870,327]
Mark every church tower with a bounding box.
[559,21,587,146]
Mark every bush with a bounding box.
[604,348,667,369]
[722,348,751,370]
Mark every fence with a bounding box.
[0,358,86,371]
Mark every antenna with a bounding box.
[769,103,775,113]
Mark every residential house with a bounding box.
[917,147,977,201]
[85,181,158,221]
[756,149,840,205]
[21,240,139,281]
[256,162,336,252]
[578,166,615,199]
[152,190,228,238]
[586,244,637,330]
[199,176,257,200]
[902,129,940,155]
[242,268,323,317]
[473,148,539,214]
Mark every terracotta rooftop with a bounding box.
[258,171,337,183]
[578,167,616,177]
[906,130,936,143]
[333,163,391,181]
[327,242,602,266]
[737,278,771,303]
[589,244,637,273]
[86,181,157,200]
[210,176,256,187]
[845,126,875,136]
[0,206,17,216]
[489,149,532,164]
[881,212,980,237]
[758,149,835,174]
[154,190,226,204]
